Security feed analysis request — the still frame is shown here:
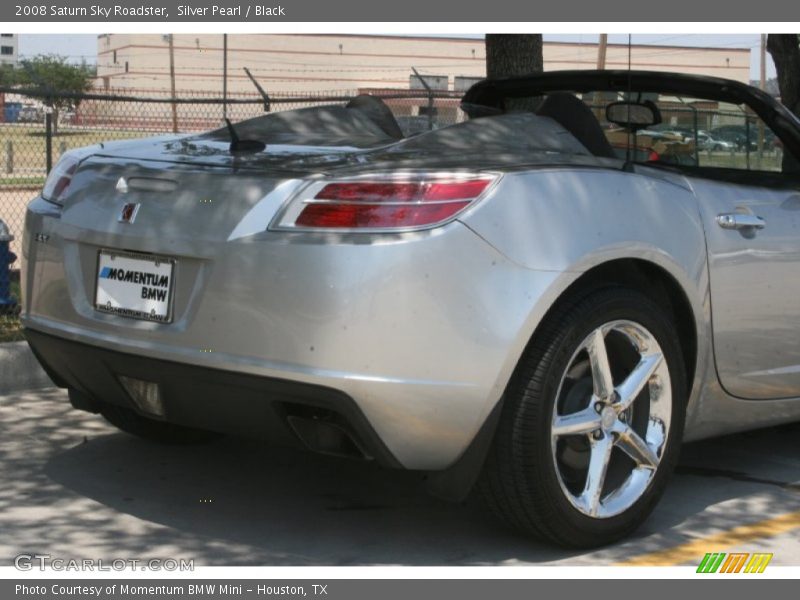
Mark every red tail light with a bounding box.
[272,174,497,232]
[41,152,81,205]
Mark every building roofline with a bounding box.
[97,33,751,54]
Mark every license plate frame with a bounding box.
[94,249,176,323]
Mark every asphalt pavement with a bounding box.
[1,387,798,567]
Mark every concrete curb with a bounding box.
[0,340,54,394]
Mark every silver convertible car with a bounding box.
[20,71,800,547]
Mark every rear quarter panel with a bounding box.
[458,166,713,435]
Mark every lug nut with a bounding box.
[593,430,603,440]
[649,375,661,394]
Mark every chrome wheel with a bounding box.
[480,287,685,546]
[551,319,672,518]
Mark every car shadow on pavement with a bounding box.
[42,424,800,565]
[3,389,799,566]
[41,430,576,565]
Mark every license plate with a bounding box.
[95,250,175,323]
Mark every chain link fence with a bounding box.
[0,86,464,341]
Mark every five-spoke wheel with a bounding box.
[551,320,671,519]
[479,287,686,547]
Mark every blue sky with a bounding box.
[17,33,776,79]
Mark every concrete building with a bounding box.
[95,34,752,96]
[0,34,18,66]
[86,34,752,132]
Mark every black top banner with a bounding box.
[2,0,795,22]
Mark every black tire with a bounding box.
[479,287,687,548]
[100,403,222,444]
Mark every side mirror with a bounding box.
[606,101,661,131]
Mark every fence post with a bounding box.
[745,117,751,170]
[427,89,434,131]
[692,106,699,166]
[411,67,435,131]
[167,34,179,133]
[45,110,53,174]
[222,33,228,121]
[4,141,12,175]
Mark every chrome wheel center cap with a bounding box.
[600,406,617,431]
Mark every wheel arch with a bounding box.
[426,256,704,502]
[543,258,699,390]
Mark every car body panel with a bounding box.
[691,177,800,399]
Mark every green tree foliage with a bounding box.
[0,63,19,87]
[14,55,95,133]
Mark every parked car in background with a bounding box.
[59,110,77,125]
[21,71,800,548]
[640,128,685,143]
[395,115,432,137]
[647,123,694,141]
[709,125,752,150]
[608,130,697,166]
[710,124,777,151]
[17,105,43,123]
[696,130,735,151]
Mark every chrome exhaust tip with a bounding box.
[118,376,165,418]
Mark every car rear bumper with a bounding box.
[25,328,403,467]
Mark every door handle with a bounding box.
[716,213,766,230]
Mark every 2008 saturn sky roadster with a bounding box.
[20,70,800,547]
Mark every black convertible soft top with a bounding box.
[461,70,800,166]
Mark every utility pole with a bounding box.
[222,33,228,121]
[593,34,609,120]
[596,34,608,69]
[167,34,178,133]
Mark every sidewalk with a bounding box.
[0,340,53,394]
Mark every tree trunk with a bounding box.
[767,34,800,172]
[485,35,543,112]
[485,34,543,79]
[767,34,800,117]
